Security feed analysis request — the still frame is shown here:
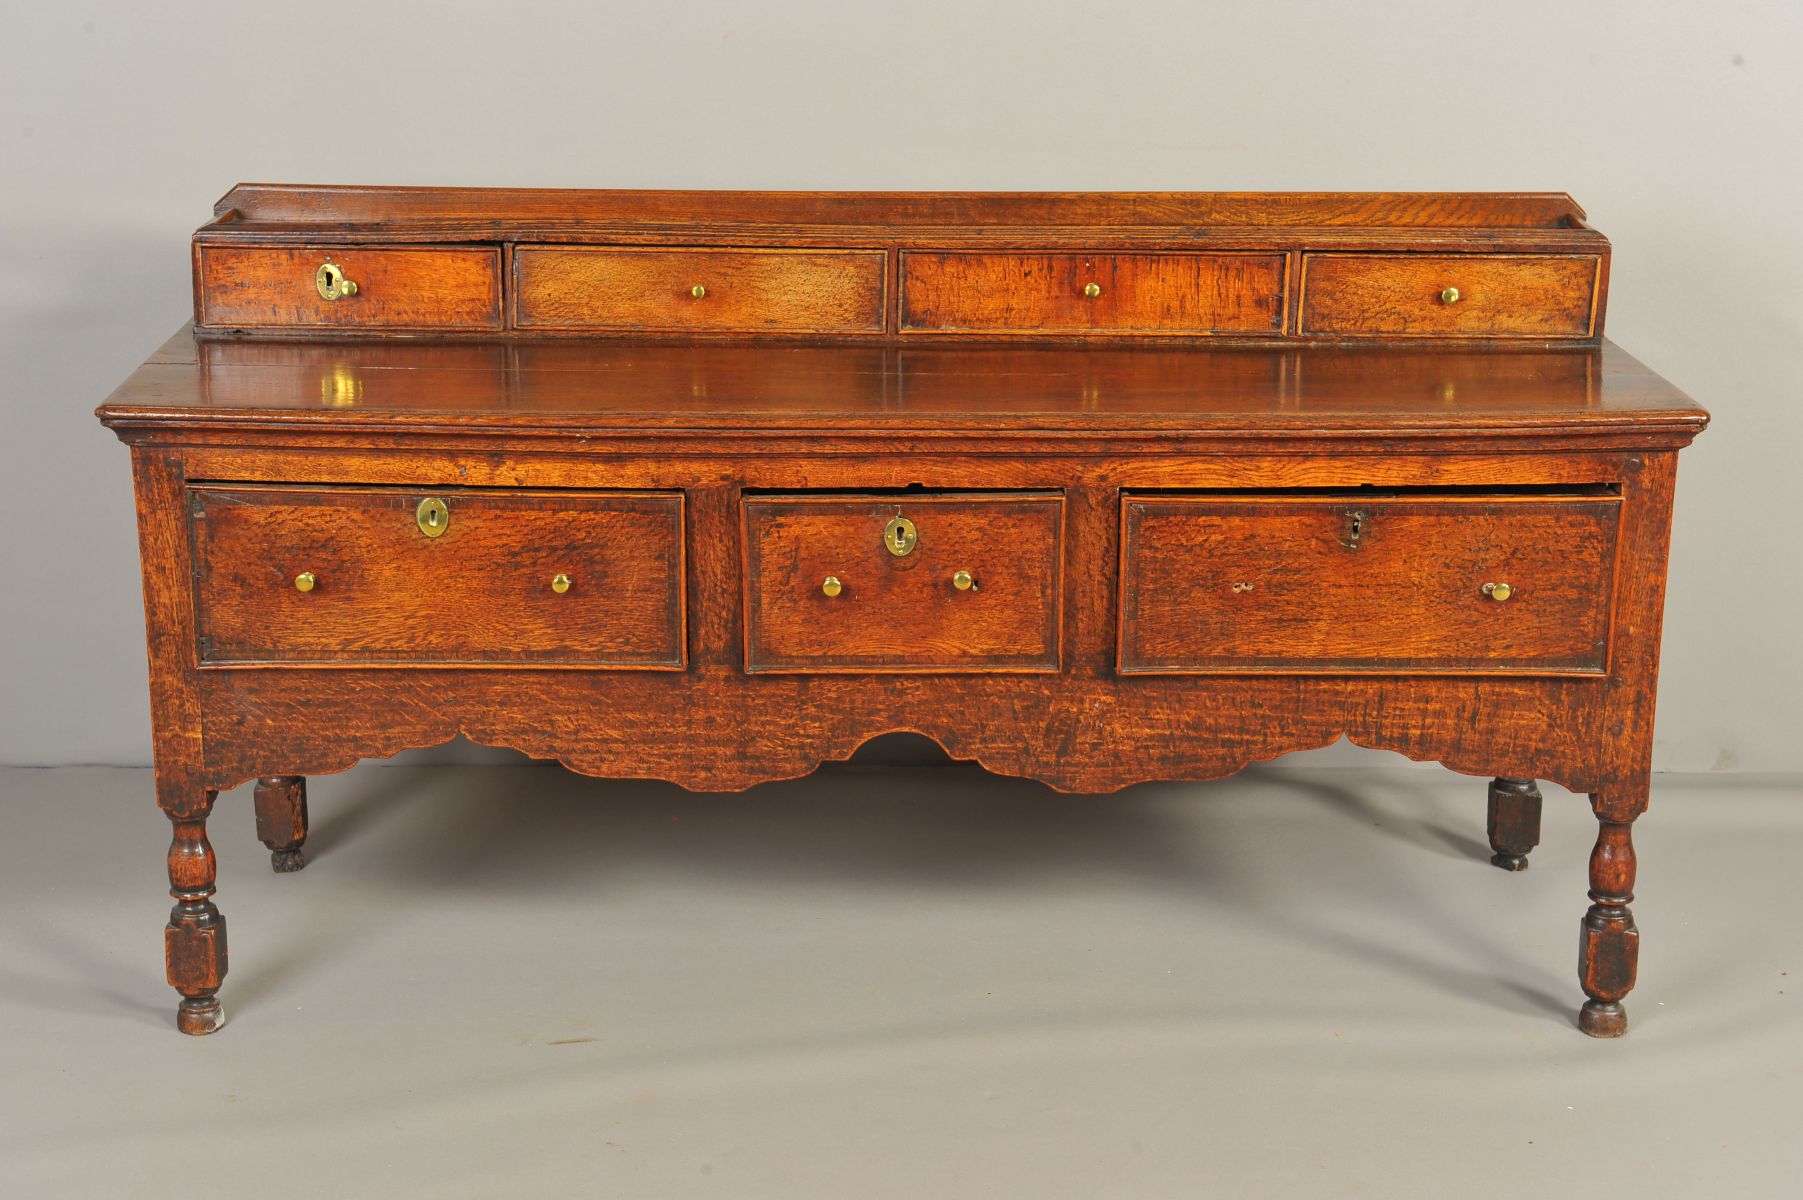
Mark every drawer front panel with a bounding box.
[197,246,503,330]
[1299,254,1598,337]
[514,247,886,333]
[192,486,684,667]
[744,495,1063,673]
[900,252,1286,335]
[1119,495,1619,674]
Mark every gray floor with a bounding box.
[1,758,1797,1198]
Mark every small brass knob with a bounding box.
[294,572,316,593]
[690,284,707,299]
[952,570,974,591]
[551,573,572,594]
[1083,282,1102,298]
[822,575,843,597]
[1440,286,1461,305]
[1483,582,1513,602]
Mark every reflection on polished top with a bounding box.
[101,328,1704,438]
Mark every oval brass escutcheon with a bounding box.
[315,260,359,301]
[416,496,450,538]
[882,515,918,557]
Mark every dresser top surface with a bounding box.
[98,327,1705,445]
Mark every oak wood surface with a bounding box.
[192,486,684,667]
[514,247,886,333]
[899,252,1285,335]
[743,494,1064,673]
[1300,254,1599,338]
[196,246,501,330]
[1118,493,1619,674]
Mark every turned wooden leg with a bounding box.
[254,775,309,873]
[1578,818,1639,1037]
[1487,776,1543,871]
[166,792,227,1035]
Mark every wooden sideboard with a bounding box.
[98,187,1707,1037]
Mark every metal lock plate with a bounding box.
[882,515,917,557]
[416,496,450,538]
[315,260,358,301]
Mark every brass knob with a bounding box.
[822,575,843,597]
[294,572,316,593]
[1083,282,1102,298]
[551,573,572,594]
[1440,286,1461,305]
[690,284,707,299]
[952,570,975,591]
[315,261,358,301]
[1482,582,1513,602]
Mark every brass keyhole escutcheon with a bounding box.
[416,497,450,538]
[315,261,359,301]
[883,515,917,557]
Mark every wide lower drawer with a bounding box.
[899,252,1286,335]
[191,486,685,667]
[743,494,1063,673]
[1299,254,1599,338]
[1118,492,1619,674]
[195,246,503,330]
[513,246,887,333]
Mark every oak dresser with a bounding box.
[97,186,1707,1037]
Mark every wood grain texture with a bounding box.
[514,247,886,333]
[1118,493,1620,674]
[743,494,1063,673]
[1300,254,1598,338]
[899,252,1285,335]
[196,246,501,330]
[190,486,684,667]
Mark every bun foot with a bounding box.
[176,996,224,1035]
[270,848,307,873]
[1578,1000,1627,1038]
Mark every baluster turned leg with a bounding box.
[254,775,309,872]
[1487,777,1543,871]
[1578,818,1639,1037]
[166,792,227,1034]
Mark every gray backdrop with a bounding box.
[3,1,1798,771]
